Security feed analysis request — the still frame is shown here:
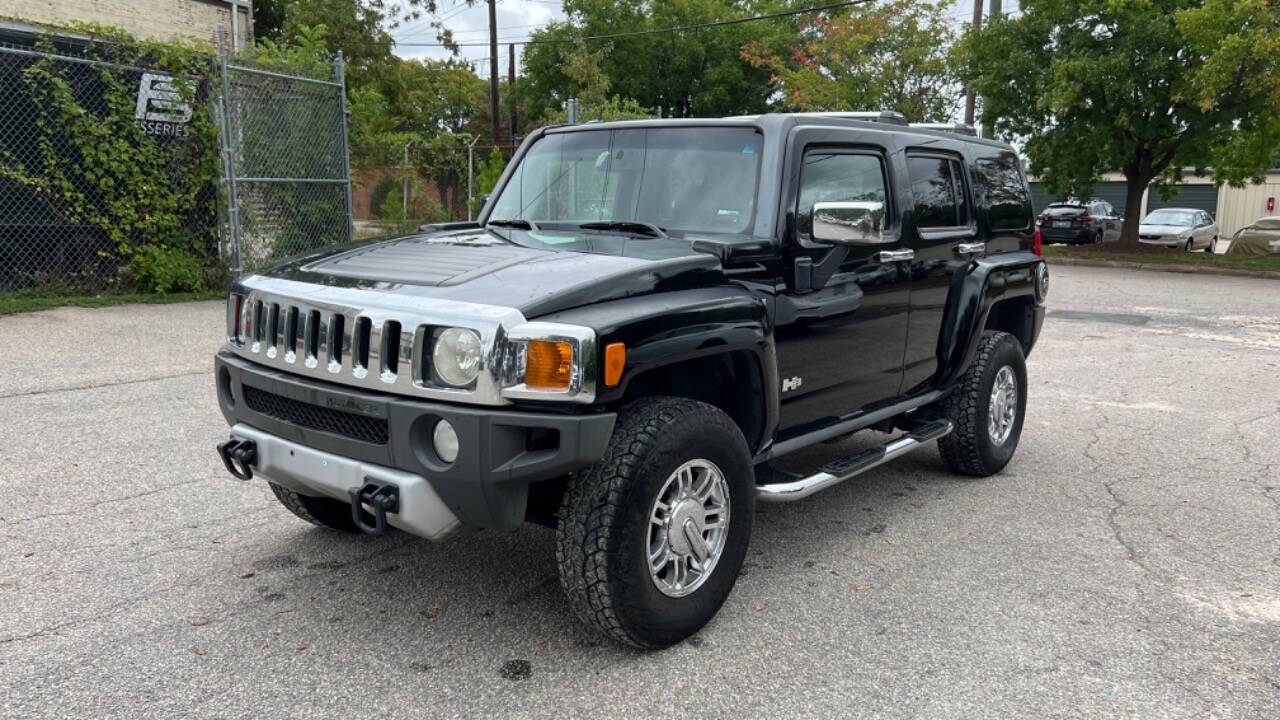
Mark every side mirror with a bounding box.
[810,201,885,245]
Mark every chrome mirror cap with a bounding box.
[810,200,886,245]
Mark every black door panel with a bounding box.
[773,134,911,434]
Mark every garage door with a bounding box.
[1028,181,1131,216]
[1146,184,1219,218]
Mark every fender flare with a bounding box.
[533,287,779,453]
[935,252,1046,388]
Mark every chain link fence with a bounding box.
[0,40,219,293]
[0,33,352,293]
[215,37,353,275]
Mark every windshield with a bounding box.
[488,126,762,235]
[1144,209,1195,226]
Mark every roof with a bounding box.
[541,113,1017,151]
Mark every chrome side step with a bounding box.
[756,419,954,502]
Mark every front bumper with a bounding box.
[1138,237,1181,248]
[215,351,616,535]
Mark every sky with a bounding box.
[388,0,1018,91]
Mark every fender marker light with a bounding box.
[604,342,626,387]
[525,340,573,391]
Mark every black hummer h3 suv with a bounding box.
[215,112,1048,648]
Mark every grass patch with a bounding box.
[0,290,224,316]
[1043,244,1280,273]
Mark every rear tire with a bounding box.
[556,397,754,649]
[935,331,1028,477]
[1093,230,1104,244]
[269,483,361,533]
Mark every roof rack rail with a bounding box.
[790,111,909,126]
[910,122,979,136]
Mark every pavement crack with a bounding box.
[0,370,207,400]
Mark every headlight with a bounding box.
[432,327,482,387]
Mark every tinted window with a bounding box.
[796,153,889,236]
[908,155,967,228]
[973,152,1032,230]
[489,127,763,234]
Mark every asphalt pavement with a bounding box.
[2,265,1278,719]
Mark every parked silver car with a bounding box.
[1138,208,1219,252]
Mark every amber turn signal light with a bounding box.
[604,342,625,387]
[525,340,573,390]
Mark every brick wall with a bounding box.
[3,0,252,49]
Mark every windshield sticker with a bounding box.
[743,145,756,154]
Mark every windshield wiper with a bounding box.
[575,221,668,239]
[486,218,540,231]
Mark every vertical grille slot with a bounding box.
[269,303,281,350]
[354,317,371,373]
[285,306,299,361]
[253,300,266,343]
[328,314,345,370]
[381,320,402,377]
[305,310,321,361]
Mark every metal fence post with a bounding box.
[217,28,243,275]
[335,51,355,245]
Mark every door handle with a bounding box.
[955,242,985,255]
[875,249,914,263]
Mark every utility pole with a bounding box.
[508,43,517,144]
[488,0,500,145]
[983,0,1002,137]
[963,0,984,127]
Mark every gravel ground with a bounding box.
[2,265,1278,719]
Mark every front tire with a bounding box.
[556,397,754,649]
[269,483,361,533]
[935,331,1028,477]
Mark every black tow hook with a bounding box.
[348,480,400,536]
[217,438,257,481]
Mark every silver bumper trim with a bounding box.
[231,423,461,540]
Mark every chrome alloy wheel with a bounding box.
[647,459,731,598]
[988,365,1018,446]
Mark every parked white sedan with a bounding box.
[1138,208,1219,252]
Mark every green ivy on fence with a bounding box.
[0,25,222,294]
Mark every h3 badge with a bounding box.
[781,376,803,393]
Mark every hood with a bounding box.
[1138,224,1191,236]
[263,228,729,317]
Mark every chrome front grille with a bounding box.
[226,275,529,406]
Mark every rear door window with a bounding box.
[907,154,969,229]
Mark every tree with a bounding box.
[252,0,288,40]
[741,0,959,121]
[960,0,1280,242]
[518,0,777,123]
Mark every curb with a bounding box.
[1046,256,1280,280]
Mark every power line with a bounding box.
[390,0,876,48]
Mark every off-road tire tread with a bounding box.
[269,483,361,533]
[936,330,1018,476]
[556,397,747,649]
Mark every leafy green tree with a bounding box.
[468,146,507,214]
[960,0,1280,242]
[278,0,437,88]
[741,0,958,121]
[519,0,777,122]
[252,0,288,40]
